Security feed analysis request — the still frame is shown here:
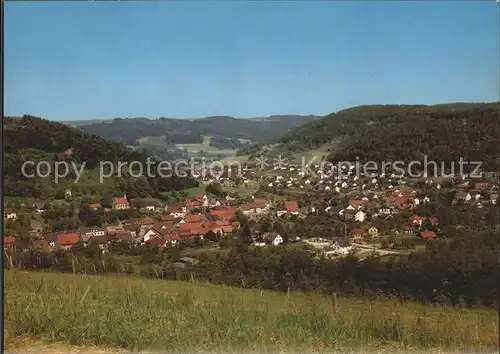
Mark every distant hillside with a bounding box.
[4,115,198,199]
[70,115,319,146]
[258,102,500,170]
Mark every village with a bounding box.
[3,160,499,261]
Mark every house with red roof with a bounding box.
[231,221,241,229]
[184,214,206,223]
[420,230,437,239]
[163,233,182,245]
[210,207,236,221]
[146,234,166,248]
[179,223,210,238]
[239,202,260,216]
[4,236,16,249]
[112,194,130,210]
[284,200,299,214]
[137,217,154,226]
[186,200,201,210]
[410,215,423,226]
[160,215,175,222]
[253,198,270,209]
[56,233,80,250]
[88,203,102,210]
[277,200,299,216]
[386,196,414,211]
[277,200,299,217]
[143,228,163,243]
[474,182,490,190]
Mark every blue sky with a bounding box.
[5,1,499,121]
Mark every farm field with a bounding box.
[137,135,250,157]
[4,270,499,353]
[175,136,237,155]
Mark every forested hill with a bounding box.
[71,115,319,146]
[276,102,500,169]
[4,115,198,198]
[5,115,147,168]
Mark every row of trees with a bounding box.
[5,224,498,309]
[209,136,252,150]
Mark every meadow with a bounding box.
[5,270,499,353]
[137,135,244,157]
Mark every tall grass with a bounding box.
[4,270,499,352]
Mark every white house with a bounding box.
[253,239,267,247]
[143,229,162,243]
[271,234,284,246]
[4,211,17,220]
[261,232,284,246]
[378,208,391,215]
[355,211,366,222]
[169,210,185,218]
[65,189,72,200]
[80,227,106,243]
[276,210,287,217]
[143,205,156,212]
[325,239,353,257]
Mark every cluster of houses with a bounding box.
[3,192,303,253]
[4,159,498,257]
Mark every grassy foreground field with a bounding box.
[5,271,499,353]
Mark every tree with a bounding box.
[78,204,102,227]
[55,189,66,200]
[421,218,434,231]
[206,182,224,197]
